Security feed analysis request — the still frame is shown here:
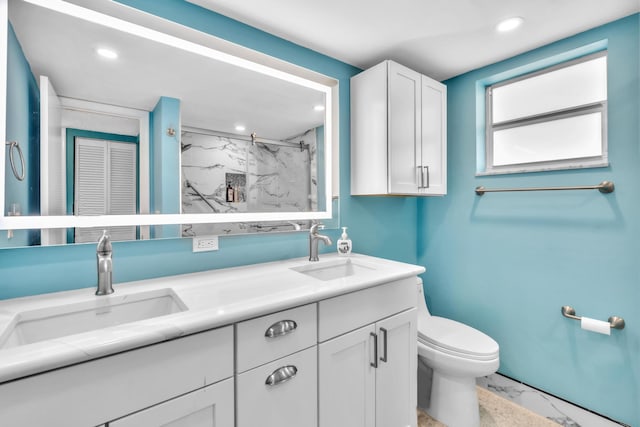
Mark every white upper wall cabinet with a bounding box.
[351,60,447,196]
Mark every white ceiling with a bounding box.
[187,0,640,81]
[10,1,326,141]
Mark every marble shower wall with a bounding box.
[181,129,318,236]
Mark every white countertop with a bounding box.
[0,253,424,383]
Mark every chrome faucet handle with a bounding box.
[308,222,331,262]
[96,230,114,296]
[97,230,112,255]
[310,222,324,234]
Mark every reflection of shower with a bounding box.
[285,128,315,211]
[179,130,191,152]
[181,126,317,215]
[184,180,217,212]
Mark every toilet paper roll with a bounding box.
[581,316,611,335]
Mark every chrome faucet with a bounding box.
[309,223,332,262]
[96,230,114,295]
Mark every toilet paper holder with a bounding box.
[561,306,625,330]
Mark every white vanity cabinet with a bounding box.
[0,327,234,427]
[0,256,424,427]
[318,278,418,427]
[236,303,318,427]
[351,59,447,196]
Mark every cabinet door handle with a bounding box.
[417,166,430,189]
[264,319,298,338]
[380,327,388,363]
[370,332,378,368]
[416,166,423,188]
[423,166,430,189]
[265,365,298,386]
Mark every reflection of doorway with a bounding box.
[66,129,139,243]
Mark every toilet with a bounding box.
[416,280,499,427]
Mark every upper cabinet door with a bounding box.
[420,76,447,196]
[388,61,422,194]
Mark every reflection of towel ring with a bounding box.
[5,141,25,181]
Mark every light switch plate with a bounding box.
[192,235,219,252]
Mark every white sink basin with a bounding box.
[291,258,376,281]
[0,288,187,349]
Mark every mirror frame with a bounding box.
[0,0,339,232]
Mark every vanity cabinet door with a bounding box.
[236,346,317,427]
[318,324,376,427]
[108,378,234,427]
[375,309,417,427]
[318,308,417,427]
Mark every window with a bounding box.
[482,51,608,175]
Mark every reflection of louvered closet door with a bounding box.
[74,138,137,243]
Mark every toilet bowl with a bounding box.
[416,280,499,427]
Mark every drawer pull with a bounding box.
[265,365,298,386]
[265,320,298,338]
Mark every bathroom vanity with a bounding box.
[0,254,424,427]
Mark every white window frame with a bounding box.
[482,51,608,175]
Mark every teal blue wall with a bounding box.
[0,1,416,298]
[418,14,639,426]
[2,24,40,247]
[151,96,180,238]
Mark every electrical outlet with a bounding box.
[192,235,219,252]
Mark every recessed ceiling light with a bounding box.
[314,104,325,112]
[235,125,246,132]
[496,17,524,33]
[96,47,118,59]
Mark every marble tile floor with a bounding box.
[418,386,560,427]
[477,373,626,427]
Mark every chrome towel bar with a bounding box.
[561,305,625,330]
[475,180,614,196]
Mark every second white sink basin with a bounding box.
[0,288,187,350]
[291,258,375,281]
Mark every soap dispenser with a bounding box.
[337,227,352,256]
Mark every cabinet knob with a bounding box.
[265,365,298,386]
[265,319,298,338]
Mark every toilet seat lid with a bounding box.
[418,316,499,359]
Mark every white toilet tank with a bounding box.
[417,278,432,318]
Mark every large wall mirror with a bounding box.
[0,0,339,248]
